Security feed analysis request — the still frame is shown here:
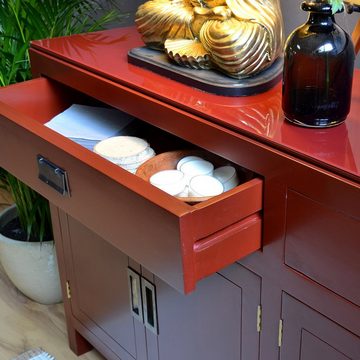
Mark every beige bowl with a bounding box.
[94,136,150,164]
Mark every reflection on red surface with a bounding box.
[217,91,283,138]
[281,78,360,177]
[31,27,360,180]
[281,123,357,174]
[135,67,283,138]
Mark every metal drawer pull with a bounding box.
[37,155,70,196]
[127,268,143,323]
[141,277,158,335]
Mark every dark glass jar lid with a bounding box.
[301,1,333,14]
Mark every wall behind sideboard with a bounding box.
[110,0,359,66]
[113,0,358,35]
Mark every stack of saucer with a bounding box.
[94,136,155,173]
[147,153,239,198]
[176,155,239,198]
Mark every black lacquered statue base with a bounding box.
[128,47,283,97]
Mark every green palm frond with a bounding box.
[0,0,121,86]
[3,173,52,242]
[0,0,123,241]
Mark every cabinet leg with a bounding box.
[67,325,93,356]
[49,205,93,356]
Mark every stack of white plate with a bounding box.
[94,136,155,173]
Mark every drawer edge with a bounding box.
[185,213,261,293]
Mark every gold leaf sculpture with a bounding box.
[165,38,212,69]
[135,0,195,50]
[135,0,284,78]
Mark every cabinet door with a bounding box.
[147,263,261,360]
[280,293,360,360]
[62,215,145,360]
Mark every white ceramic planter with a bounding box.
[0,205,62,304]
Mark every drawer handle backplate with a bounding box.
[37,155,70,197]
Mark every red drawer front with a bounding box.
[0,77,263,293]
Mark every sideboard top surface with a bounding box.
[31,27,360,182]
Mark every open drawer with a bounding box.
[0,77,262,293]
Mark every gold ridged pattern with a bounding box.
[135,0,194,50]
[191,6,232,37]
[200,18,273,78]
[196,0,227,7]
[165,38,212,69]
[226,0,284,61]
[190,0,203,5]
[135,0,284,78]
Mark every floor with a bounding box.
[0,190,104,360]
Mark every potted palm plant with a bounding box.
[0,173,59,304]
[0,0,120,304]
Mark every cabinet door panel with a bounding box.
[301,330,351,360]
[63,215,140,360]
[281,293,360,360]
[284,189,360,306]
[151,263,260,360]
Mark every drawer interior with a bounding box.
[0,77,263,293]
[0,77,259,205]
[0,77,189,152]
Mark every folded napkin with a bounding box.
[45,104,134,141]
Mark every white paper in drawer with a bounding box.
[45,104,134,149]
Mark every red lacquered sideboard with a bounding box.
[0,27,359,360]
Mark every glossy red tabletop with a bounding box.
[31,27,360,182]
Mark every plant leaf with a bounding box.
[329,0,344,14]
[0,0,124,241]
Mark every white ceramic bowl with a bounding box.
[180,159,214,184]
[176,156,203,170]
[150,170,185,196]
[213,166,239,191]
[188,175,223,197]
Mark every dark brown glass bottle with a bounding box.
[282,1,355,127]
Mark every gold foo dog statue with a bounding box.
[135,0,284,79]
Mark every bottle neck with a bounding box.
[307,12,335,27]
[302,0,337,28]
